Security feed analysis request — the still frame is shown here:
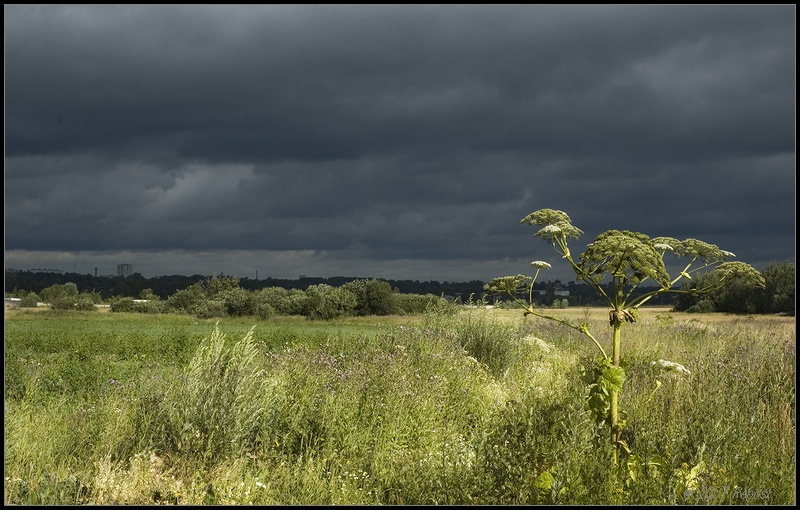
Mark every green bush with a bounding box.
[19,293,41,308]
[304,284,357,320]
[165,284,207,314]
[195,299,227,319]
[342,279,398,316]
[256,287,308,316]
[50,296,96,311]
[255,300,276,320]
[394,293,449,315]
[760,261,795,315]
[110,297,135,312]
[40,282,78,304]
[74,296,97,311]
[218,287,256,317]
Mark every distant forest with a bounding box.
[4,269,676,307]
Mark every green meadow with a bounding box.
[4,306,795,505]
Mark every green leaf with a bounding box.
[627,454,641,483]
[533,470,555,492]
[601,364,626,392]
[584,357,627,425]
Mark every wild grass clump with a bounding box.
[136,324,274,464]
[587,317,796,504]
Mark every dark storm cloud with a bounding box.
[4,5,795,281]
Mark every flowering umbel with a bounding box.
[486,208,766,474]
[651,359,691,376]
[483,274,531,296]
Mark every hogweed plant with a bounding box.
[485,209,765,485]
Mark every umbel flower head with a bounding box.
[671,238,726,264]
[537,225,562,236]
[522,209,584,241]
[578,230,671,288]
[651,237,680,253]
[484,274,531,295]
[651,359,691,376]
[521,208,572,226]
[714,261,766,288]
[651,237,736,263]
[534,221,584,241]
[531,260,552,269]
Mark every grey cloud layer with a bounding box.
[4,5,795,280]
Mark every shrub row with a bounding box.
[108,277,454,320]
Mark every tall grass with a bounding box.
[4,309,795,504]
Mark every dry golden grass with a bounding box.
[479,306,794,326]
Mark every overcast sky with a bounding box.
[4,5,796,283]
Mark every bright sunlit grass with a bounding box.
[4,308,795,505]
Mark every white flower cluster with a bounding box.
[537,225,562,235]
[523,335,552,353]
[530,260,552,269]
[651,359,691,376]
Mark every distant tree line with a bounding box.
[3,270,487,303]
[5,261,793,316]
[7,276,453,320]
[672,261,794,316]
[4,269,666,307]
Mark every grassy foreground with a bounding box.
[4,306,795,505]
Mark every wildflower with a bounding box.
[531,260,552,269]
[523,335,552,353]
[651,359,691,376]
[537,225,562,236]
[720,250,736,258]
[653,243,674,252]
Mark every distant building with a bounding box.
[117,264,132,277]
[552,279,570,297]
[534,280,570,297]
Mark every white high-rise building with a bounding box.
[117,264,132,277]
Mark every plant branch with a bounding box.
[521,303,608,359]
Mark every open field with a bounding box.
[4,307,795,505]
[485,305,793,324]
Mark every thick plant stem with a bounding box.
[610,321,622,467]
[610,276,624,468]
